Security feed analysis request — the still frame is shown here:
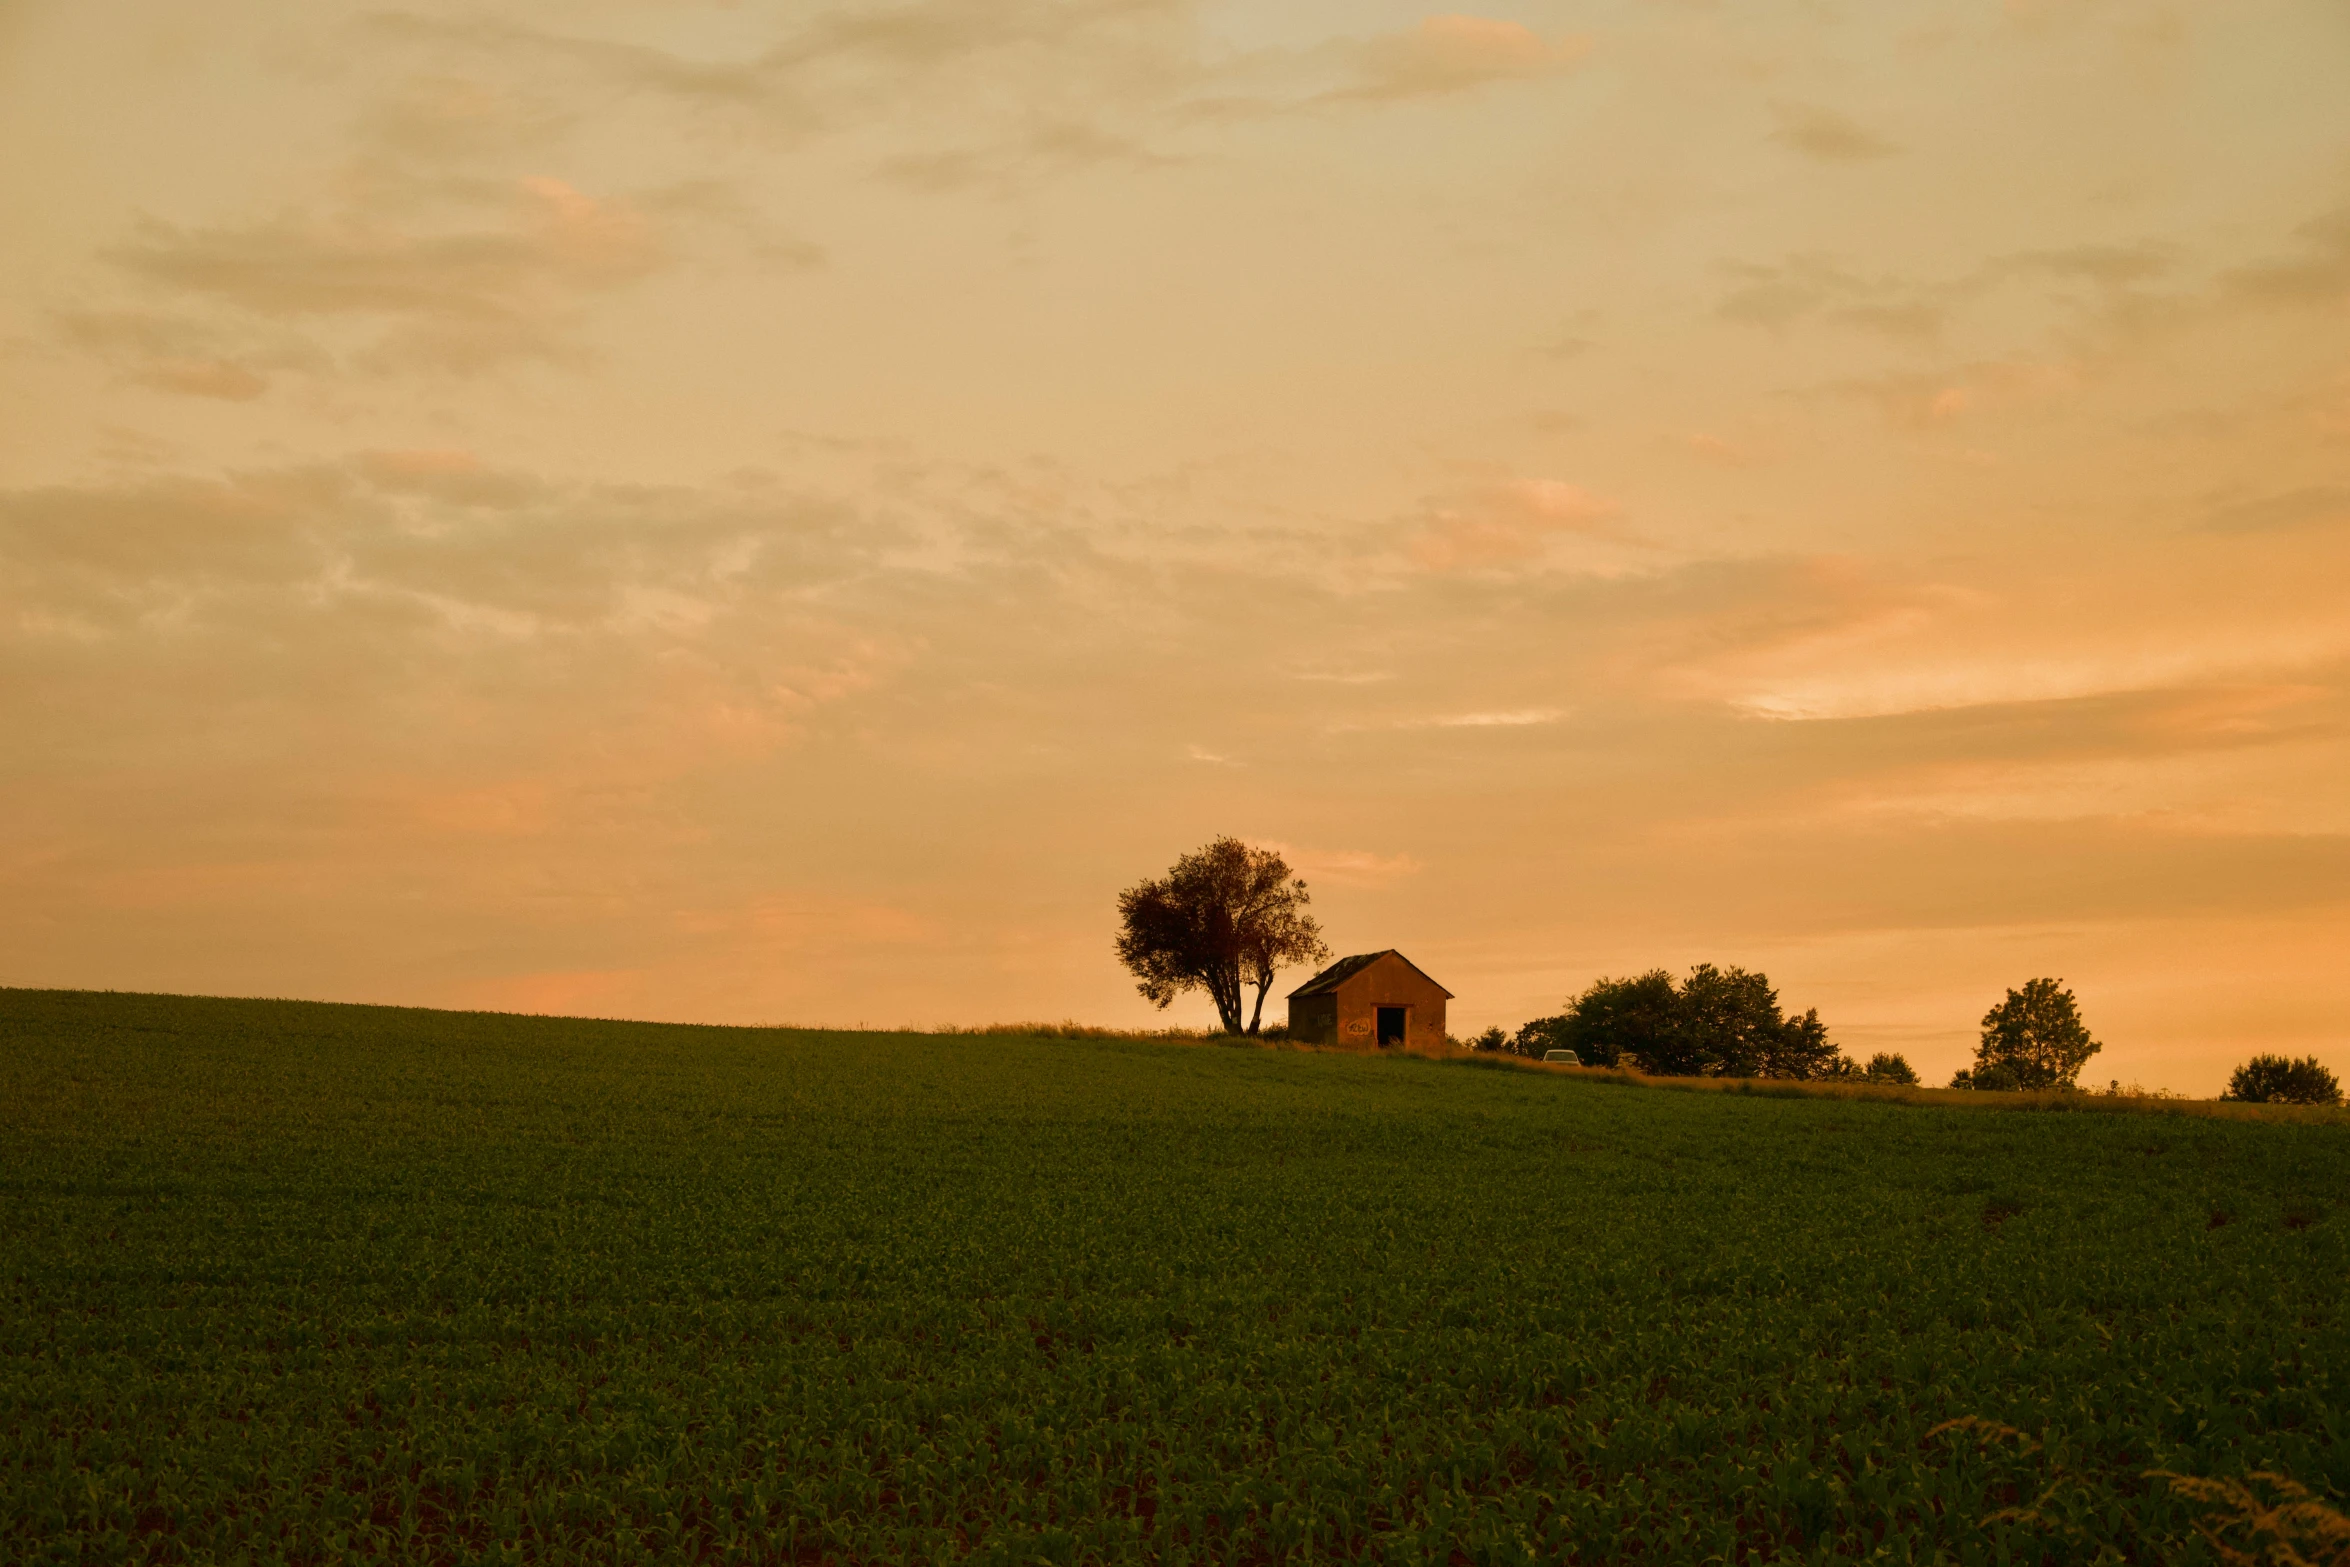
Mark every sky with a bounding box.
[3,0,2347,1092]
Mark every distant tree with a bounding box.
[1466,1026,1510,1053]
[1519,965,1841,1078]
[1673,964,1787,1077]
[2222,1054,2342,1106]
[1507,1013,1568,1059]
[1951,1061,2024,1092]
[1973,978,2101,1090]
[1526,970,1680,1069]
[1764,1008,1844,1081]
[1860,1052,1920,1086]
[1114,838,1329,1035]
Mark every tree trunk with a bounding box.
[1246,970,1272,1034]
[1209,959,1244,1034]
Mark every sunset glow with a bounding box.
[3,1,2346,1090]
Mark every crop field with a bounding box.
[4,989,2347,1564]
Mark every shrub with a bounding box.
[1861,1052,1919,1086]
[2222,1054,2342,1106]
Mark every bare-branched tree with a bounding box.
[1114,838,1330,1035]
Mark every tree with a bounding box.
[2222,1054,2342,1106]
[1973,978,2101,1090]
[1521,965,1843,1078]
[1672,963,1786,1077]
[1860,1052,1919,1086]
[1114,838,1329,1035]
[1522,970,1679,1068]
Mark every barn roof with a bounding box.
[1287,949,1454,1000]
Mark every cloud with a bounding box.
[0,456,884,653]
[1684,433,1767,468]
[53,309,328,402]
[2225,206,2350,307]
[2202,486,2350,535]
[1430,708,1564,727]
[1769,102,1898,163]
[876,119,1177,194]
[1717,256,1953,339]
[1689,580,2350,724]
[102,176,665,374]
[1832,360,2078,430]
[1264,845,1423,887]
[355,72,579,162]
[365,0,1191,131]
[1406,479,1623,571]
[1333,16,1590,104]
[1324,705,1567,735]
[2006,242,2178,289]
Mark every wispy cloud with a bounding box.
[1264,844,1423,887]
[2224,207,2350,308]
[1429,708,1565,727]
[2201,486,2350,535]
[1328,16,1590,104]
[1407,480,1623,571]
[1769,102,1897,163]
[104,177,665,374]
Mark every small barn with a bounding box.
[1286,950,1452,1051]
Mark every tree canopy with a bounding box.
[1958,978,2101,1091]
[2221,1054,2342,1106]
[1113,838,1329,1035]
[1513,964,1845,1078]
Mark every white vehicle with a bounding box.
[1542,1049,1581,1065]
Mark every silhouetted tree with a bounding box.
[1861,1052,1920,1086]
[1518,970,1679,1068]
[2221,1054,2342,1106]
[1519,965,1843,1078]
[1114,838,1329,1035]
[1671,963,1786,1076]
[1769,1008,1845,1079]
[1971,978,2101,1090]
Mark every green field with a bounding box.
[4,989,2346,1564]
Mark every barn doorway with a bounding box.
[1376,1007,1406,1048]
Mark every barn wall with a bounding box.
[1286,994,1339,1045]
[1323,955,1449,1052]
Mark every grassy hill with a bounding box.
[4,987,2345,1563]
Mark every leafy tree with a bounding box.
[1521,970,1679,1068]
[1466,1026,1510,1053]
[1672,963,1786,1076]
[1114,838,1329,1035]
[1951,1061,2024,1092]
[2221,1054,2342,1106]
[1972,978,2101,1090]
[1521,965,1841,1078]
[1507,1013,1569,1059]
[1764,1007,1843,1080]
[1860,1052,1919,1086]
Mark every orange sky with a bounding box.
[3,1,2347,1091]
